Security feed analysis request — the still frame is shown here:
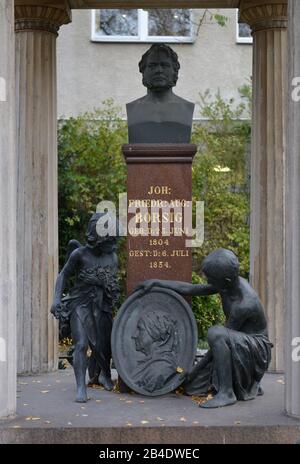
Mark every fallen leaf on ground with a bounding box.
[113,383,121,393]
[25,416,40,421]
[193,421,199,424]
[80,406,85,409]
[139,400,145,404]
[191,395,211,406]
[193,393,214,406]
[44,421,51,424]
[81,414,88,417]
[40,390,49,394]
[141,420,149,424]
[95,399,102,403]
[277,379,285,385]
[67,422,72,425]
[23,403,28,406]
[156,417,164,421]
[11,425,21,428]
[176,367,184,373]
[180,417,187,422]
[18,382,28,385]
[234,421,241,425]
[126,423,132,427]
[175,387,184,395]
[126,400,133,404]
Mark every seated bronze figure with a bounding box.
[137,248,272,408]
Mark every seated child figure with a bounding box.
[137,248,272,408]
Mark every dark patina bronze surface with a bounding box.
[112,287,197,396]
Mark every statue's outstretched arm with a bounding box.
[135,279,217,296]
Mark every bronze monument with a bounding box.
[126,43,194,143]
[51,213,120,402]
[136,249,273,407]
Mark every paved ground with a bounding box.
[1,368,300,443]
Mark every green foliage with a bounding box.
[58,99,128,268]
[213,13,228,27]
[191,86,251,278]
[195,9,228,36]
[57,90,252,328]
[192,272,225,341]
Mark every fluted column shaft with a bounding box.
[15,5,71,373]
[240,0,287,372]
[0,0,17,417]
[285,0,300,418]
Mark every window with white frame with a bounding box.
[91,9,194,43]
[236,10,252,44]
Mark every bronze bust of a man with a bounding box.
[126,43,194,143]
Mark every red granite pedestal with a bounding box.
[122,143,197,295]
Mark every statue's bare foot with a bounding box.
[200,392,237,408]
[87,376,100,387]
[99,373,114,391]
[258,385,264,396]
[75,387,88,403]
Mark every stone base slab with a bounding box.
[1,370,300,444]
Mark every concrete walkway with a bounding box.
[1,369,300,444]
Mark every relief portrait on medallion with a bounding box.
[131,309,179,393]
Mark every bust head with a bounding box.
[126,44,194,142]
[139,44,180,92]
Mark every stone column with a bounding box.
[0,0,17,417]
[15,4,71,373]
[239,0,287,372]
[285,0,300,418]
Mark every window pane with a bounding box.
[238,22,251,38]
[148,9,191,37]
[96,9,138,36]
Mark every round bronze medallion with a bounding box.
[112,287,198,396]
